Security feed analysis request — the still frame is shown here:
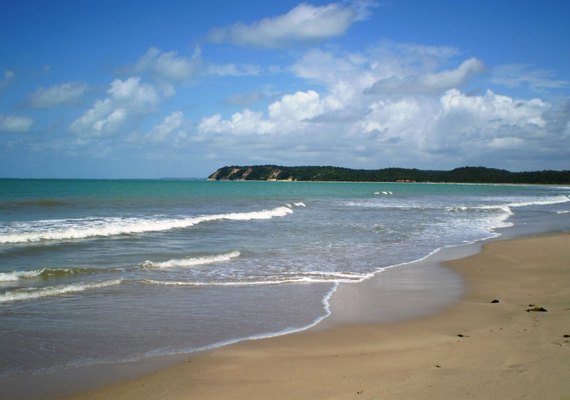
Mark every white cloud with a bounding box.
[70,77,160,138]
[423,92,559,165]
[198,109,274,136]
[427,89,549,154]
[53,36,569,171]
[289,45,485,113]
[439,89,547,129]
[351,88,554,160]
[144,111,187,142]
[368,56,484,94]
[29,81,89,108]
[360,97,432,139]
[0,114,33,133]
[197,56,568,170]
[133,47,202,84]
[268,90,324,121]
[207,1,376,48]
[290,50,373,123]
[108,77,159,106]
[291,48,372,86]
[491,64,570,91]
[199,89,338,137]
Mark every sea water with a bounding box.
[0,179,569,397]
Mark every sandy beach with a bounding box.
[66,233,570,399]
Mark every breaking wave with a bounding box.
[142,251,241,269]
[0,267,100,282]
[447,195,570,218]
[0,206,294,244]
[0,279,123,303]
[506,195,570,207]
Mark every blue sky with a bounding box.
[1,0,569,178]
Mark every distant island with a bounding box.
[208,165,570,184]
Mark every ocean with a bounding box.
[1,179,569,398]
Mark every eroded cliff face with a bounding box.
[208,166,293,181]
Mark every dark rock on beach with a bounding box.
[526,306,548,312]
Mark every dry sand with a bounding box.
[66,234,570,399]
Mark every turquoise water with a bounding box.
[1,179,569,397]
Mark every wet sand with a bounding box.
[66,234,570,399]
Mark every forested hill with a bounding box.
[208,165,570,184]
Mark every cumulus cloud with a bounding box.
[199,44,483,139]
[0,114,33,133]
[357,89,549,155]
[199,89,338,137]
[70,77,161,138]
[198,109,274,136]
[144,111,188,142]
[268,90,324,121]
[289,44,484,112]
[491,64,570,91]
[196,39,569,170]
[207,1,376,48]
[360,88,564,168]
[29,81,89,108]
[439,89,547,128]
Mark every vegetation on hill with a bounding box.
[208,165,570,184]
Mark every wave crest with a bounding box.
[0,206,294,244]
[0,267,99,282]
[142,251,241,269]
[0,279,123,303]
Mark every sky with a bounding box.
[1,0,569,178]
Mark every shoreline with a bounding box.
[64,232,570,399]
[33,239,470,400]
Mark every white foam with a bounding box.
[292,271,372,282]
[0,270,43,282]
[448,204,512,213]
[346,200,431,210]
[0,279,123,303]
[0,267,97,282]
[141,270,371,288]
[445,194,570,231]
[143,251,241,269]
[142,279,283,287]
[506,195,570,208]
[0,206,294,244]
